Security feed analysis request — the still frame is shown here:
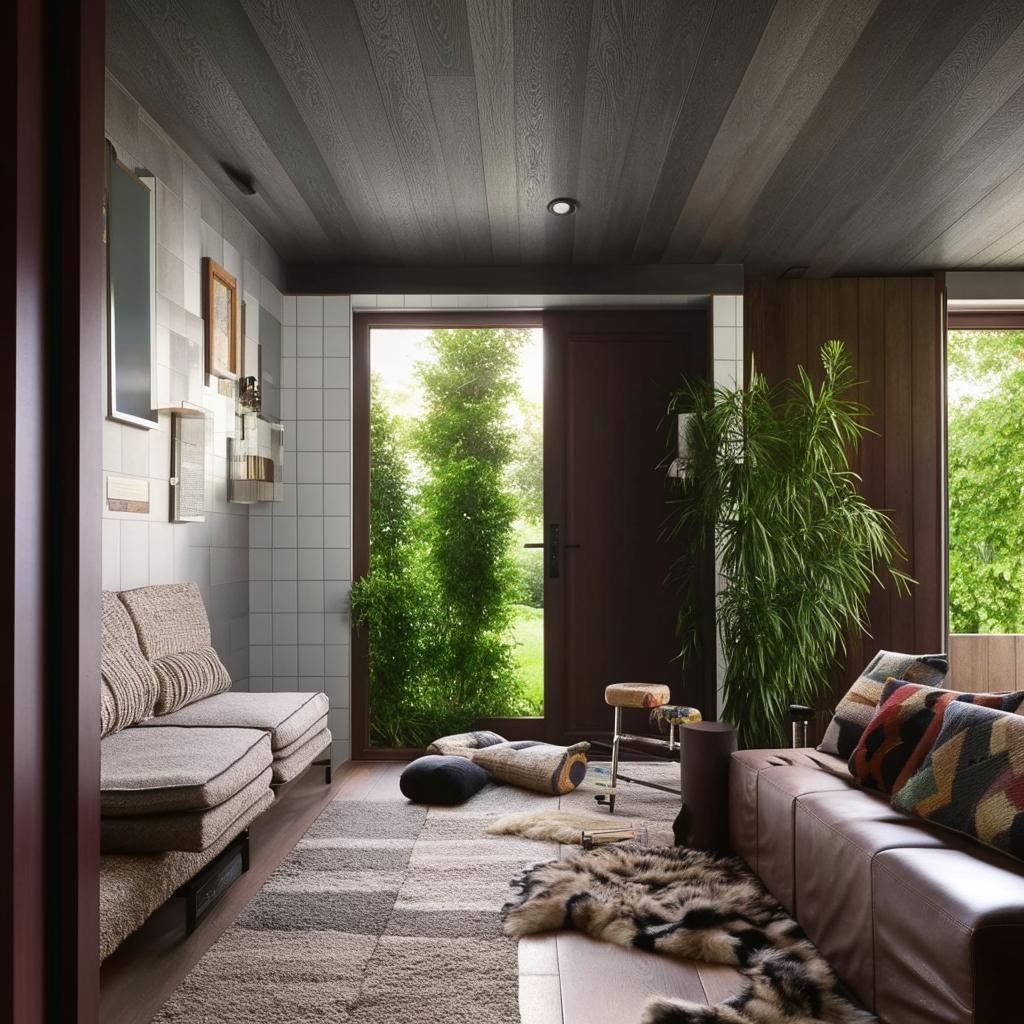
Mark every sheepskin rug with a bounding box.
[486,809,640,845]
[501,845,874,1024]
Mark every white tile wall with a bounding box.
[103,72,285,692]
[252,295,352,766]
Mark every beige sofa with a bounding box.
[99,582,331,959]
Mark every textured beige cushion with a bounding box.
[101,726,272,816]
[100,788,274,959]
[604,682,671,708]
[101,768,272,854]
[138,690,329,750]
[271,727,331,784]
[151,646,232,715]
[100,592,159,736]
[273,714,329,761]
[118,582,212,659]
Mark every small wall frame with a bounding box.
[203,257,241,380]
[170,410,207,522]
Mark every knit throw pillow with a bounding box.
[151,646,232,715]
[817,650,949,758]
[100,592,159,735]
[893,700,1024,862]
[850,680,1024,795]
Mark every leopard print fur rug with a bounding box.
[501,845,875,1024]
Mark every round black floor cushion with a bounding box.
[399,755,489,806]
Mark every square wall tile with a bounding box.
[297,296,323,326]
[712,294,736,327]
[272,581,298,613]
[324,296,350,326]
[297,327,323,357]
[298,580,325,612]
[297,549,325,580]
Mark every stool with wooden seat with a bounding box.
[594,682,701,813]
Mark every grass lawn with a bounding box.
[510,604,543,714]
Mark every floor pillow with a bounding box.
[893,700,1024,862]
[817,650,949,758]
[426,730,506,756]
[399,755,489,805]
[470,740,590,795]
[849,679,1024,794]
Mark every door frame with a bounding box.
[351,311,543,760]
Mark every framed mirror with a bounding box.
[106,141,158,428]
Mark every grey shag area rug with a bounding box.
[153,762,680,1023]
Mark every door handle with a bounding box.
[522,527,581,579]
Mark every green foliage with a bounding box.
[415,328,529,721]
[352,331,535,747]
[947,330,1024,633]
[668,341,911,748]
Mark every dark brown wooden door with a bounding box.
[543,311,713,744]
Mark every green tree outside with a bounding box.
[948,329,1024,634]
[351,328,542,746]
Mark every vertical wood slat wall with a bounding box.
[744,277,946,707]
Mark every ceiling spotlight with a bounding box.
[547,197,578,216]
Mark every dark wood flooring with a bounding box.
[100,760,742,1024]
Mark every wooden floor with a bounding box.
[100,760,743,1024]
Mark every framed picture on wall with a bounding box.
[203,257,241,379]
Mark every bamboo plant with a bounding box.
[667,340,912,748]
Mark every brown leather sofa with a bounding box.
[729,748,1024,1024]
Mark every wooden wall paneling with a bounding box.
[949,634,988,692]
[882,280,916,651]
[1017,636,1024,689]
[910,277,943,651]
[805,279,830,386]
[987,635,1018,691]
[856,278,890,665]
[782,279,808,379]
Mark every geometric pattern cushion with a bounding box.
[118,582,212,660]
[151,646,232,715]
[100,591,159,736]
[817,650,949,758]
[893,700,1024,862]
[850,679,1024,795]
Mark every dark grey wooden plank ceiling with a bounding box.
[107,0,1024,276]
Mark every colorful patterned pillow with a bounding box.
[817,650,949,757]
[893,700,1024,862]
[849,680,1024,794]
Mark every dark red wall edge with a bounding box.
[3,2,104,1022]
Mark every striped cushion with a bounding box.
[894,700,1024,862]
[151,646,232,715]
[100,592,158,735]
[850,680,1024,795]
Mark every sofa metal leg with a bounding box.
[313,755,332,785]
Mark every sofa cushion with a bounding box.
[151,647,233,715]
[100,592,159,736]
[271,727,331,784]
[399,755,490,805]
[728,748,850,872]
[793,788,951,1010]
[101,726,272,816]
[118,582,212,659]
[101,768,273,853]
[138,690,329,751]
[893,700,1024,862]
[851,680,1024,795]
[273,714,329,761]
[872,845,1024,1024]
[818,650,949,758]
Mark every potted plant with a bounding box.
[667,340,911,748]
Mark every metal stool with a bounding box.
[593,682,701,813]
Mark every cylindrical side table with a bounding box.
[673,721,739,853]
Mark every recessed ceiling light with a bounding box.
[547,197,578,216]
